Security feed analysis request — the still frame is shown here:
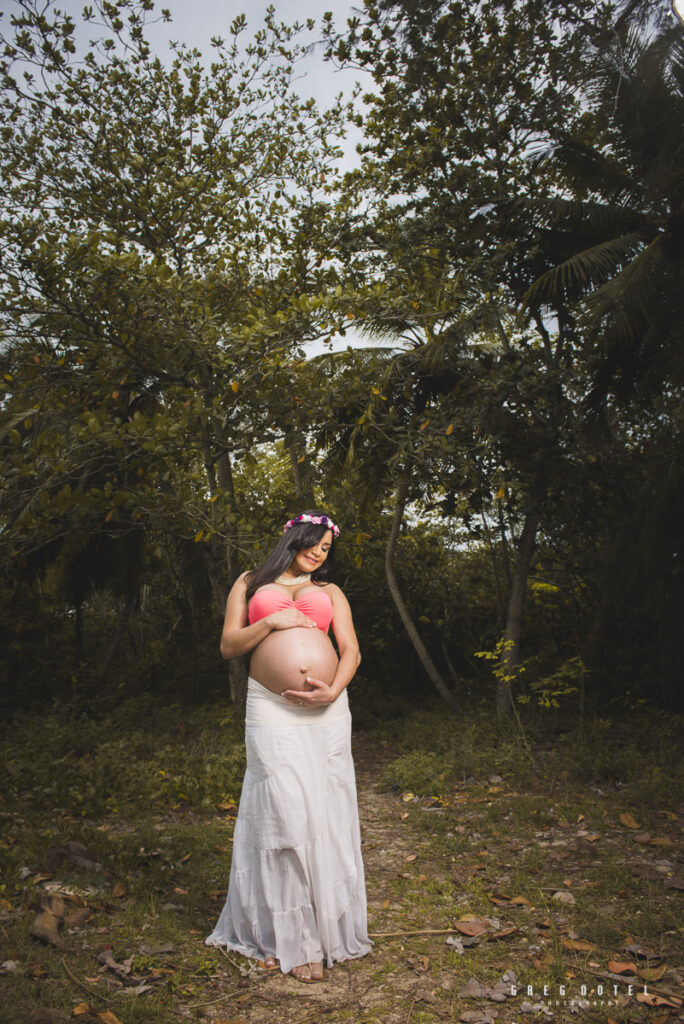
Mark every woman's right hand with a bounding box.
[267,607,317,630]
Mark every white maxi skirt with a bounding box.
[206,677,372,974]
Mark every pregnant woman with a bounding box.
[206,511,371,983]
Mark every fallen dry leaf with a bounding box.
[510,895,532,906]
[459,978,490,998]
[638,963,667,982]
[620,812,640,829]
[30,909,62,947]
[637,993,682,1008]
[562,938,597,952]
[607,960,638,974]
[455,918,490,937]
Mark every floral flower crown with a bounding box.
[283,513,340,538]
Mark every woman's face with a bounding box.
[290,529,333,575]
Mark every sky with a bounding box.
[0,0,365,111]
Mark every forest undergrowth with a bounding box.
[0,693,682,1024]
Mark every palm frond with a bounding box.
[525,232,649,306]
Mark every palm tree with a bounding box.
[508,26,684,404]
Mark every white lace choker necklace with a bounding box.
[275,572,311,586]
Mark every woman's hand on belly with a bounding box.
[282,675,335,707]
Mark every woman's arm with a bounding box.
[220,573,317,660]
[282,585,361,705]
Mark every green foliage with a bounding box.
[0,697,246,818]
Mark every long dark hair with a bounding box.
[244,510,338,602]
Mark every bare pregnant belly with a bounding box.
[250,628,338,694]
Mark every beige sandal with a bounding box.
[291,962,324,983]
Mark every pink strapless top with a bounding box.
[248,588,333,632]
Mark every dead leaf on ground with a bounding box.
[607,960,638,974]
[637,993,682,1008]
[29,909,62,947]
[638,963,668,982]
[563,939,598,952]
[529,952,554,969]
[455,918,490,936]
[97,949,135,982]
[663,876,684,890]
[460,978,490,998]
[620,812,640,829]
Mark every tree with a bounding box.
[0,0,349,702]
[322,0,621,716]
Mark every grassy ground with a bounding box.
[0,695,682,1024]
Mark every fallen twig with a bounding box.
[186,989,250,1009]
[60,956,107,1004]
[406,994,417,1023]
[369,927,460,938]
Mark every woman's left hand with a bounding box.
[283,676,334,707]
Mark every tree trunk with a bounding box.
[385,473,456,706]
[201,545,248,707]
[288,442,304,499]
[96,591,136,683]
[497,510,539,719]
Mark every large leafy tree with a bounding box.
[0,0,349,701]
